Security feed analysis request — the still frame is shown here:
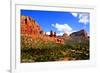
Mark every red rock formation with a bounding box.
[21,15,42,35]
[21,15,64,44]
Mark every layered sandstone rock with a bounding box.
[21,15,64,44]
[21,15,42,35]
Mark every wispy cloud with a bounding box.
[71,13,78,17]
[56,32,64,36]
[46,32,50,35]
[78,13,89,25]
[71,13,89,25]
[51,23,73,35]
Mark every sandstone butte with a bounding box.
[21,15,64,44]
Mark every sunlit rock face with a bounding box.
[21,15,64,44]
[21,15,42,35]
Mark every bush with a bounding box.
[21,35,90,62]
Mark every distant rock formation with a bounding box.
[70,29,89,40]
[70,29,88,37]
[21,15,89,44]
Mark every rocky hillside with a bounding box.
[21,15,42,35]
[69,29,89,41]
[70,29,88,37]
[21,15,89,45]
[21,15,64,44]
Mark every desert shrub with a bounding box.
[21,35,33,50]
[21,35,89,62]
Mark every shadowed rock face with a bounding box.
[69,29,89,42]
[70,29,88,38]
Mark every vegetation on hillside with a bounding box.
[21,35,89,63]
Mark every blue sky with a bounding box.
[21,9,90,36]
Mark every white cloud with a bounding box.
[71,13,78,17]
[71,12,89,25]
[46,32,50,35]
[78,13,89,25]
[52,23,73,35]
[56,32,64,36]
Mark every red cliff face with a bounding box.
[21,15,64,44]
[21,15,42,35]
